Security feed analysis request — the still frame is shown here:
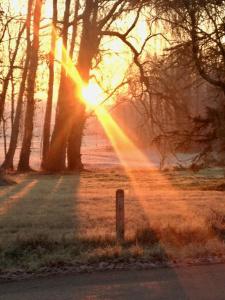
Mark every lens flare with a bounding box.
[53,29,203,227]
[55,33,175,194]
[81,82,104,111]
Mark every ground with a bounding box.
[1,265,225,299]
[0,166,225,278]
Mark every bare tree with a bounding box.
[41,0,58,167]
[43,0,72,171]
[18,0,43,171]
[154,0,225,92]
[44,0,147,172]
[0,22,26,126]
[1,0,33,171]
[153,0,225,165]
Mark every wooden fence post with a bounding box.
[116,189,125,244]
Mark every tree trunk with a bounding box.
[1,51,31,170]
[2,116,7,158]
[41,0,57,168]
[67,0,99,171]
[1,0,32,171]
[10,72,15,128]
[67,122,85,171]
[43,0,72,172]
[69,0,79,59]
[17,0,42,172]
[67,102,85,171]
[44,78,73,171]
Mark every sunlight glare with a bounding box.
[95,106,154,168]
[55,35,104,112]
[55,37,63,62]
[53,33,201,232]
[81,82,105,111]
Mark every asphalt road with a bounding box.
[1,264,225,300]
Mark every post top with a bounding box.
[116,189,124,197]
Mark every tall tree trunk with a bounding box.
[43,0,72,172]
[10,72,15,128]
[2,116,7,158]
[17,0,42,172]
[67,0,99,171]
[67,104,85,170]
[69,0,79,59]
[41,0,57,167]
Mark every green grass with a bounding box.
[0,168,225,273]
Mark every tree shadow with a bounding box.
[0,178,32,201]
[119,166,225,298]
[0,179,38,216]
[0,174,80,243]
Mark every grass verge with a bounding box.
[0,168,225,276]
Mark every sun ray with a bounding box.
[54,30,203,226]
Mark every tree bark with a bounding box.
[69,0,79,59]
[43,0,72,172]
[1,51,31,170]
[41,0,57,168]
[67,0,99,171]
[17,0,42,172]
[2,116,7,158]
[67,117,85,171]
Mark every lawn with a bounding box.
[0,167,225,274]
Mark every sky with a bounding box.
[5,0,166,105]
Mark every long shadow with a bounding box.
[0,179,39,216]
[0,178,32,202]
[0,173,80,242]
[121,169,207,299]
[113,184,190,298]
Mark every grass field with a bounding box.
[0,167,225,273]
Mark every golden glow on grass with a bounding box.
[94,107,169,203]
[93,105,204,227]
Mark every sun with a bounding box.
[81,82,105,111]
